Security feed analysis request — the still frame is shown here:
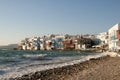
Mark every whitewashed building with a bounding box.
[108,23,120,51]
[96,32,108,45]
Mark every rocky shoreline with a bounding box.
[9,55,120,80]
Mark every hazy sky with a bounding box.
[0,0,120,45]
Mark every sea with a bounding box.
[0,50,107,80]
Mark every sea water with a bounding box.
[0,50,107,80]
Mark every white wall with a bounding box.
[108,23,120,51]
[97,32,107,44]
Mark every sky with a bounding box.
[0,0,120,45]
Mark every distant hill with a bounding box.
[0,44,18,50]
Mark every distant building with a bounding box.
[55,35,65,49]
[18,34,107,51]
[62,39,75,50]
[96,32,108,44]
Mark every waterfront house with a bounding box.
[108,23,120,51]
[46,40,52,50]
[96,32,108,44]
[93,32,108,50]
[55,35,65,49]
[40,38,46,50]
[62,39,75,50]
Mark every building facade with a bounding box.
[108,23,120,51]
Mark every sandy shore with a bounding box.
[12,56,120,80]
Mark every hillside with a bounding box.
[0,44,18,50]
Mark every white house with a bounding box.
[108,23,120,51]
[96,32,108,45]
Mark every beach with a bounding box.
[13,56,120,80]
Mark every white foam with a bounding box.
[0,53,107,80]
[22,54,47,59]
